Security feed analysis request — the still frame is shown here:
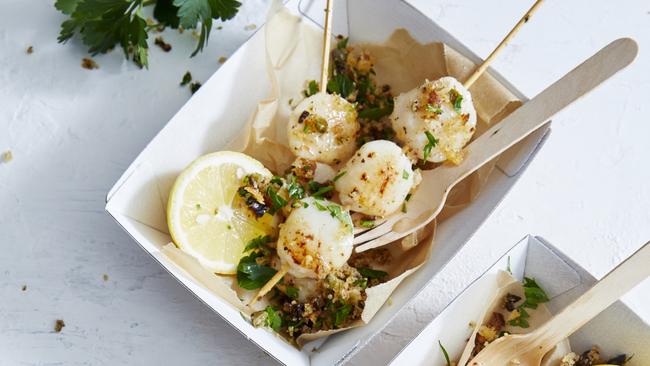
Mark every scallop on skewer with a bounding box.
[288,92,360,165]
[392,76,477,164]
[249,197,353,305]
[335,140,417,217]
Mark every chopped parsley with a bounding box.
[237,237,277,290]
[180,71,192,86]
[423,131,439,161]
[357,267,388,279]
[333,303,352,327]
[264,306,283,331]
[508,277,550,328]
[332,170,347,182]
[360,220,375,228]
[243,235,272,252]
[285,286,299,299]
[426,104,443,114]
[304,80,319,97]
[311,185,334,198]
[402,170,409,180]
[286,175,305,200]
[266,186,287,214]
[327,73,354,98]
[449,88,463,113]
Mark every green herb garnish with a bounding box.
[286,176,305,200]
[55,0,242,68]
[357,267,388,279]
[236,251,277,290]
[285,286,299,299]
[311,185,334,198]
[264,306,282,331]
[304,80,319,97]
[327,73,354,98]
[402,170,409,180]
[426,104,443,114]
[423,131,439,161]
[243,235,272,253]
[266,186,287,214]
[360,220,375,228]
[180,71,192,86]
[508,277,549,328]
[334,303,352,327]
[449,88,463,113]
[332,171,347,182]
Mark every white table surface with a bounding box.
[1,0,649,365]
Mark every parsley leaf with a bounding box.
[449,88,463,113]
[266,186,287,214]
[285,286,299,299]
[402,170,409,180]
[286,175,305,200]
[236,252,277,290]
[334,303,352,327]
[56,0,150,67]
[243,235,272,253]
[153,0,180,28]
[508,277,549,328]
[360,220,375,228]
[423,131,439,161]
[304,80,319,97]
[264,306,282,331]
[332,170,347,182]
[358,105,394,121]
[55,0,241,67]
[357,267,388,279]
[327,73,354,98]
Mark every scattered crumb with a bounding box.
[190,82,202,94]
[191,30,200,40]
[216,25,223,30]
[244,24,257,31]
[218,56,227,64]
[146,17,155,26]
[54,319,65,333]
[154,36,172,52]
[180,71,192,86]
[21,285,27,291]
[178,26,185,34]
[311,347,320,353]
[2,150,13,163]
[26,46,33,54]
[81,58,99,70]
[102,274,109,282]
[387,297,393,306]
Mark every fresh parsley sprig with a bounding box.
[55,0,241,67]
[508,277,550,328]
[423,131,439,161]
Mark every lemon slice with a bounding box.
[167,151,276,274]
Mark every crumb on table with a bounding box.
[81,58,99,70]
[103,274,109,282]
[54,319,65,333]
[21,285,27,291]
[218,56,227,64]
[26,46,33,54]
[2,150,13,163]
[244,24,257,31]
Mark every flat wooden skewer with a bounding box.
[463,0,544,89]
[320,0,334,91]
[250,0,334,307]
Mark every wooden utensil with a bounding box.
[353,0,543,238]
[469,241,650,366]
[355,38,638,251]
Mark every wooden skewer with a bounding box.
[249,266,289,306]
[250,1,334,307]
[463,0,544,89]
[320,0,334,91]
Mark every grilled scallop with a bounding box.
[391,76,477,164]
[335,140,415,217]
[288,92,360,165]
[276,197,353,279]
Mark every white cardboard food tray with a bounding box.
[390,235,650,366]
[104,1,551,365]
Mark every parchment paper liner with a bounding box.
[161,3,525,348]
[457,271,571,366]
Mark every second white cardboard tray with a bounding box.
[105,0,552,364]
[390,235,650,365]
